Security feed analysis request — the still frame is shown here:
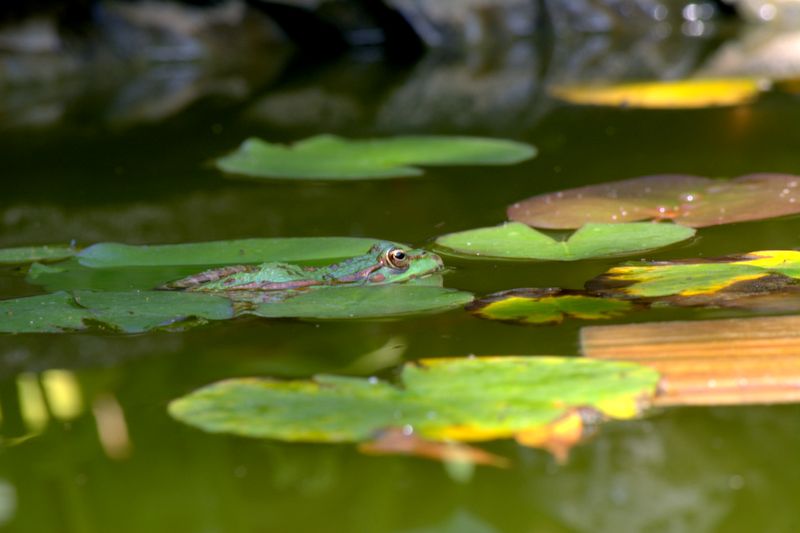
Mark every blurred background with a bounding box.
[4,2,800,533]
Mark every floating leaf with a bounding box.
[73,291,234,333]
[508,174,800,229]
[0,291,233,334]
[435,222,694,261]
[27,259,203,293]
[469,288,634,325]
[169,356,659,460]
[0,244,77,265]
[582,315,800,406]
[587,250,800,299]
[246,285,474,320]
[550,78,765,108]
[0,292,91,333]
[216,134,536,180]
[77,237,393,268]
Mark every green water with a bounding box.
[2,34,800,532]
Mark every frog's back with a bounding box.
[188,262,319,291]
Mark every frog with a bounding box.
[161,242,444,296]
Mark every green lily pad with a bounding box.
[0,291,234,334]
[247,285,474,320]
[508,174,800,229]
[77,237,394,268]
[0,244,77,265]
[73,291,234,333]
[27,259,202,292]
[216,135,536,180]
[586,250,800,299]
[0,292,92,333]
[169,356,659,456]
[435,222,695,261]
[469,288,634,325]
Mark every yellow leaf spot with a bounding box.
[426,424,511,442]
[733,250,800,268]
[515,410,585,464]
[679,273,768,296]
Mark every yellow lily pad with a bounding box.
[587,250,800,299]
[550,78,767,109]
[469,288,634,325]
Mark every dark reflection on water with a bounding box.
[2,24,800,533]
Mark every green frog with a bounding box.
[162,242,444,296]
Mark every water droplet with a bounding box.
[368,376,379,384]
[680,192,698,203]
[401,424,414,436]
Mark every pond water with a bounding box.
[2,29,800,532]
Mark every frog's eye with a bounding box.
[385,248,410,269]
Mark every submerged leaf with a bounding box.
[246,285,474,320]
[587,250,800,299]
[0,244,77,265]
[435,222,694,261]
[77,237,393,268]
[469,288,634,325]
[0,292,91,333]
[169,356,659,460]
[359,428,509,468]
[508,173,800,229]
[216,134,536,180]
[550,78,765,108]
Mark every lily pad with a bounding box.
[216,134,536,180]
[550,78,765,109]
[73,291,234,333]
[469,288,634,325]
[586,250,800,299]
[508,174,800,229]
[0,292,92,333]
[77,237,394,268]
[0,244,77,265]
[27,260,208,293]
[0,291,234,334]
[246,285,474,320]
[435,222,695,261]
[169,356,659,459]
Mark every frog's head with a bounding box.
[366,243,444,284]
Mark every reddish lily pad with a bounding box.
[508,174,800,229]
